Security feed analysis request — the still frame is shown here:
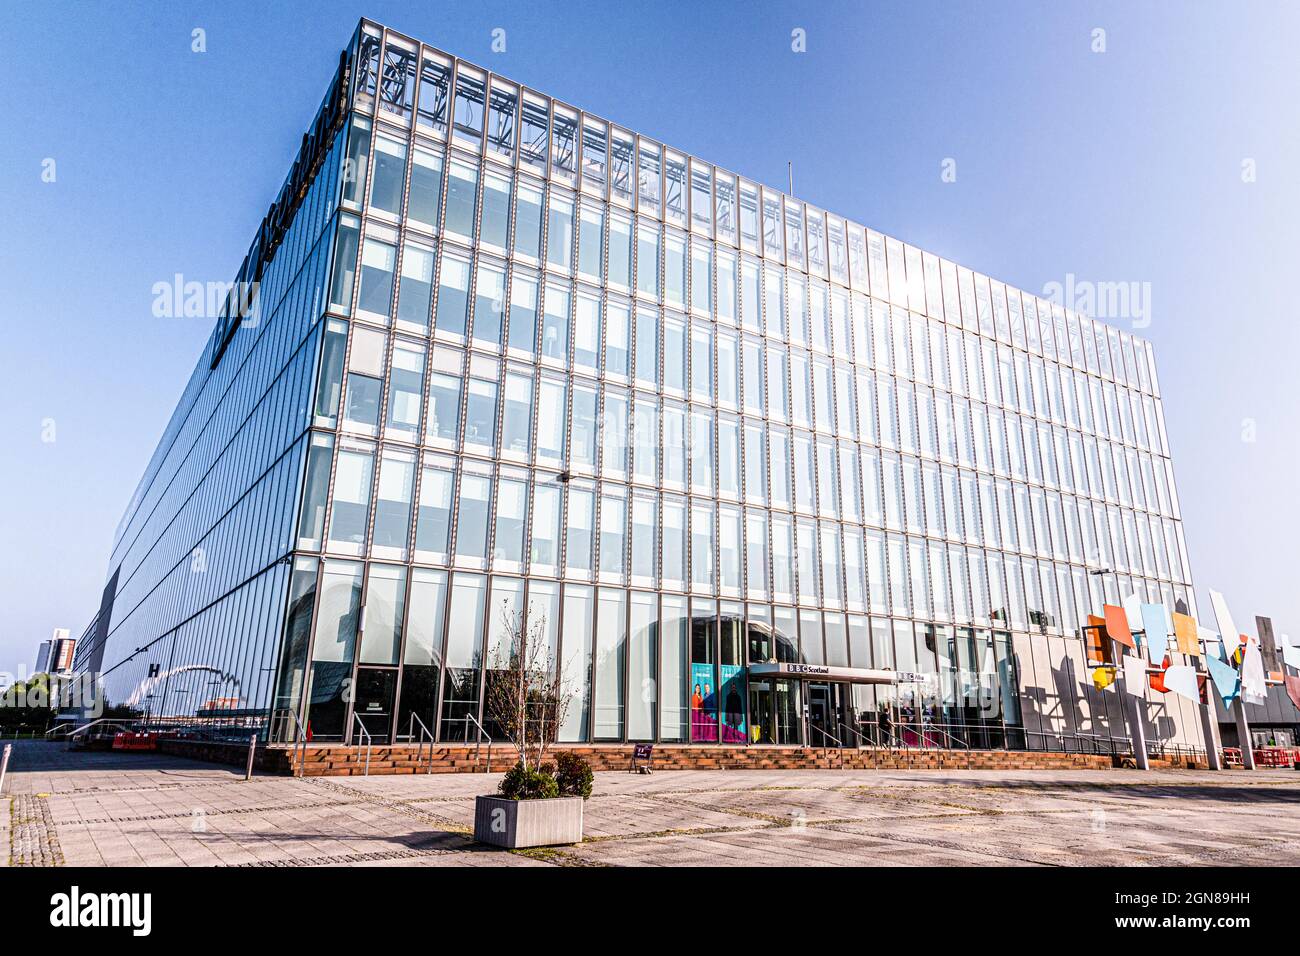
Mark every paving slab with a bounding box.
[2,741,1296,867]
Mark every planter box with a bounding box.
[473,795,584,849]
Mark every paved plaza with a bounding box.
[2,741,1297,867]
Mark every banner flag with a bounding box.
[1139,603,1169,663]
[1208,590,1240,662]
[1172,612,1200,657]
[1283,640,1300,671]
[1161,665,1199,703]
[1092,666,1116,692]
[1241,640,1268,705]
[1205,653,1240,705]
[1255,616,1283,680]
[1122,654,1147,697]
[1122,593,1144,639]
[1199,626,1224,662]
[1286,675,1300,711]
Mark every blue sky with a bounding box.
[1,0,1297,678]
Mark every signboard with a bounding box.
[747,663,897,684]
[689,662,716,743]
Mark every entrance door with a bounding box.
[352,668,397,744]
[806,683,852,747]
[808,683,833,746]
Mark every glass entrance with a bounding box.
[806,682,850,747]
[747,677,802,744]
[352,667,397,744]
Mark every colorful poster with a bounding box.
[718,664,748,744]
[690,662,717,742]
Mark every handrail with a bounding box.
[914,722,969,750]
[1024,728,1136,758]
[273,709,309,778]
[839,721,869,748]
[67,719,140,745]
[44,722,78,739]
[352,713,373,776]
[464,713,493,773]
[408,712,434,774]
[808,722,844,768]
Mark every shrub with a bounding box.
[553,751,594,800]
[498,761,559,801]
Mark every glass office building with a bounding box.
[72,19,1207,755]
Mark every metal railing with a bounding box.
[270,709,309,778]
[808,723,844,768]
[1024,729,1134,757]
[408,713,435,774]
[352,714,373,776]
[463,712,493,773]
[838,721,870,749]
[67,719,141,746]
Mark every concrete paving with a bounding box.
[2,741,1297,866]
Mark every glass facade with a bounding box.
[73,19,1205,753]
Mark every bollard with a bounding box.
[244,734,257,781]
[0,743,11,794]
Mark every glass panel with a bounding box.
[372,450,414,559]
[594,588,627,739]
[327,445,373,552]
[440,572,485,739]
[559,585,593,741]
[628,592,657,739]
[414,461,453,561]
[359,564,405,664]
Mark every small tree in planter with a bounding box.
[475,603,592,848]
[483,602,569,778]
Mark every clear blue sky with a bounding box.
[2,0,1297,679]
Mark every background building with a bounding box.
[72,19,1206,755]
[34,628,75,676]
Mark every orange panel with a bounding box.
[1172,612,1200,657]
[1103,604,1135,649]
[1085,614,1112,664]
